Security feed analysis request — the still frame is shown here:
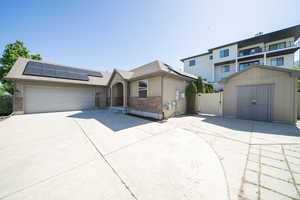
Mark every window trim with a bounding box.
[189,60,196,66]
[270,57,284,66]
[138,79,148,98]
[220,49,229,58]
[221,65,230,73]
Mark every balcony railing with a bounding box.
[238,41,300,58]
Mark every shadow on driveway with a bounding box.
[198,115,300,137]
[67,110,152,132]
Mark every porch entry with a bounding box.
[111,82,124,106]
[237,84,273,121]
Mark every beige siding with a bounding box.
[129,76,161,97]
[223,67,297,124]
[162,75,188,118]
[110,73,124,86]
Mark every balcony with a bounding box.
[238,41,300,59]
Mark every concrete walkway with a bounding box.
[0,110,229,200]
[166,115,300,200]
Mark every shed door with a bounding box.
[25,86,95,114]
[237,84,273,121]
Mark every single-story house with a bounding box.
[6,58,196,119]
[220,64,300,124]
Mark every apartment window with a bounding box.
[268,42,286,51]
[238,46,262,57]
[271,57,284,66]
[221,65,230,72]
[220,49,229,58]
[209,55,213,60]
[138,80,148,98]
[239,60,260,71]
[189,60,196,66]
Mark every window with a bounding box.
[271,57,284,66]
[239,60,260,71]
[209,55,213,60]
[221,65,230,72]
[268,42,286,51]
[189,60,196,66]
[238,46,262,57]
[138,80,148,98]
[220,49,229,58]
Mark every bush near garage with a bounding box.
[0,95,12,116]
[185,82,197,114]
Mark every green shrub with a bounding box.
[298,80,300,92]
[205,83,214,93]
[195,77,205,93]
[0,95,12,116]
[185,82,197,114]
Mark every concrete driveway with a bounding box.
[0,110,228,200]
[166,115,300,200]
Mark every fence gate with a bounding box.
[195,92,223,116]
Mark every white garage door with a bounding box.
[25,85,95,113]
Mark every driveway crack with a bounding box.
[73,120,139,200]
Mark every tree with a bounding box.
[205,83,214,93]
[195,76,205,93]
[0,40,42,94]
[293,65,300,92]
[185,82,197,114]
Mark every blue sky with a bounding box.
[0,0,299,72]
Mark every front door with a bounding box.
[237,84,273,121]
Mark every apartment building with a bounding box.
[181,25,300,88]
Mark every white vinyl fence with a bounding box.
[195,92,223,116]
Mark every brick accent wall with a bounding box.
[128,96,162,113]
[15,97,23,112]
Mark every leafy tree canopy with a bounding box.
[0,40,42,94]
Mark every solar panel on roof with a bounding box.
[23,61,102,81]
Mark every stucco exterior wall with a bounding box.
[266,54,295,69]
[183,54,213,82]
[162,75,188,118]
[214,63,236,82]
[212,44,238,64]
[129,76,161,97]
[223,67,297,124]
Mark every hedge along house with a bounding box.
[107,60,197,119]
[6,58,196,119]
[220,64,300,124]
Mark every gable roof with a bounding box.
[219,64,300,84]
[5,58,111,86]
[108,60,197,85]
